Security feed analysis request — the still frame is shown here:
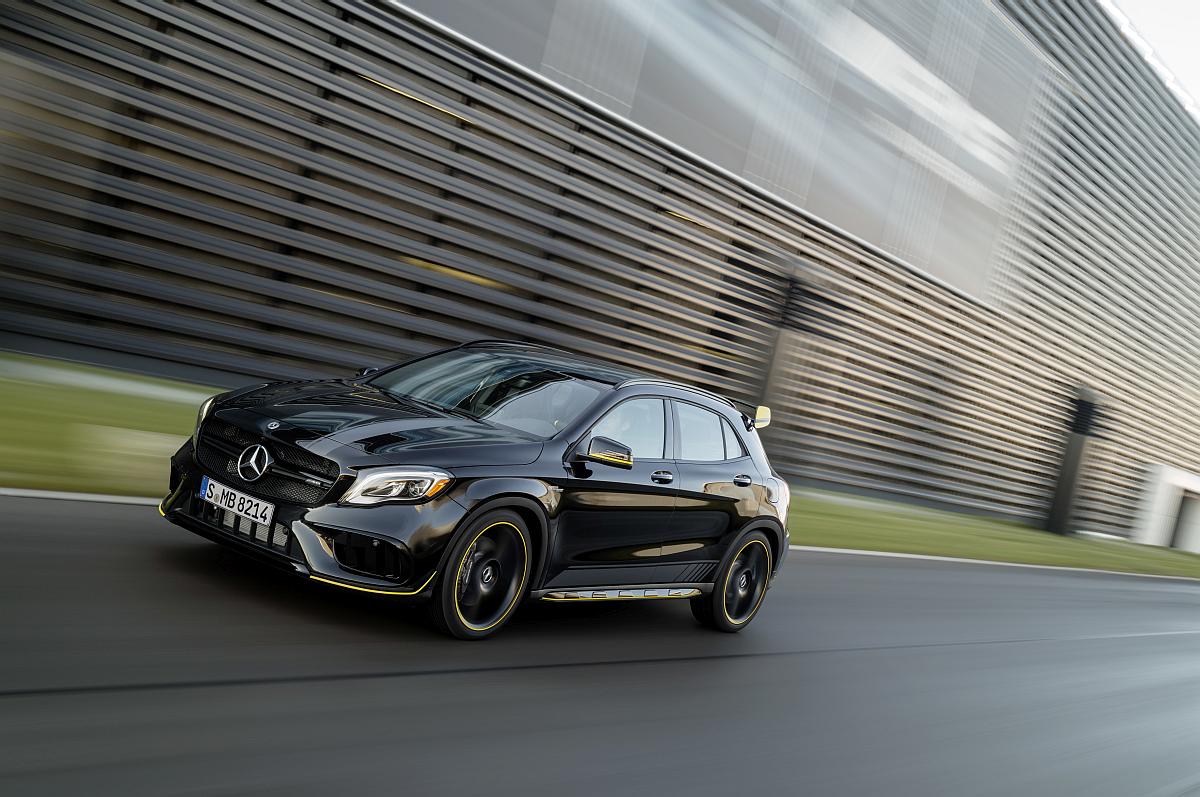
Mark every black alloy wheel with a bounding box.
[429,509,531,639]
[692,530,773,632]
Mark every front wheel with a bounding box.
[428,510,531,640]
[692,530,773,632]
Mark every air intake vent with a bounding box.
[324,531,410,582]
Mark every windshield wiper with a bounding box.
[390,391,483,421]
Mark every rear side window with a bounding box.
[591,398,666,459]
[676,402,725,461]
[722,418,748,458]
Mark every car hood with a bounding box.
[217,380,545,468]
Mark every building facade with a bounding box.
[1,0,1197,539]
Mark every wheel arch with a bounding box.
[732,517,787,574]
[438,493,550,589]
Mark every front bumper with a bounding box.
[162,442,445,598]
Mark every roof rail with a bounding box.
[616,378,737,409]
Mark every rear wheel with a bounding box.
[428,510,531,640]
[691,530,773,632]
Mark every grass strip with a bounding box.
[790,494,1200,579]
[0,353,212,496]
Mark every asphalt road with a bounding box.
[2,496,1200,796]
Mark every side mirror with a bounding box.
[575,436,634,469]
[752,405,771,429]
[355,366,380,378]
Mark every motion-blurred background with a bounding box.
[6,0,1200,554]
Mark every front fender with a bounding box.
[449,478,556,588]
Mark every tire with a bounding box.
[691,530,773,632]
[428,510,532,640]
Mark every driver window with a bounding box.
[591,398,666,459]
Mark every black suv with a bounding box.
[162,341,790,639]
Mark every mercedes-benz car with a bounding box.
[161,340,790,639]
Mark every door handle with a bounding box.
[651,470,674,484]
[733,474,753,487]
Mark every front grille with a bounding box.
[191,494,291,551]
[195,418,339,505]
[204,417,257,448]
[272,440,340,481]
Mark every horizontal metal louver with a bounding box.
[2,0,1197,537]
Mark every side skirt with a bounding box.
[534,583,711,601]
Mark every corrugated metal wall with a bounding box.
[3,0,1195,535]
[0,0,802,401]
[993,0,1200,537]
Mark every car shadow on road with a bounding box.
[153,540,708,646]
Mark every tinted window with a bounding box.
[591,399,666,459]
[676,402,725,461]
[722,418,747,459]
[370,350,606,439]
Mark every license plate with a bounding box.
[199,475,274,528]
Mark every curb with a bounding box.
[0,487,159,506]
[790,544,1200,584]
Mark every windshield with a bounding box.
[368,349,611,439]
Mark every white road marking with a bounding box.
[0,487,159,505]
[790,544,1200,583]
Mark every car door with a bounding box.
[546,397,678,588]
[662,399,762,580]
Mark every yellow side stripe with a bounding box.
[311,571,437,596]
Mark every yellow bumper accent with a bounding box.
[310,571,437,597]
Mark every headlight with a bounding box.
[341,468,452,505]
[192,395,217,444]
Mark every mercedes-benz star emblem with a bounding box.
[237,444,272,482]
[266,421,280,430]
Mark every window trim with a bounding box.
[721,416,749,460]
[584,395,672,462]
[670,399,748,463]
